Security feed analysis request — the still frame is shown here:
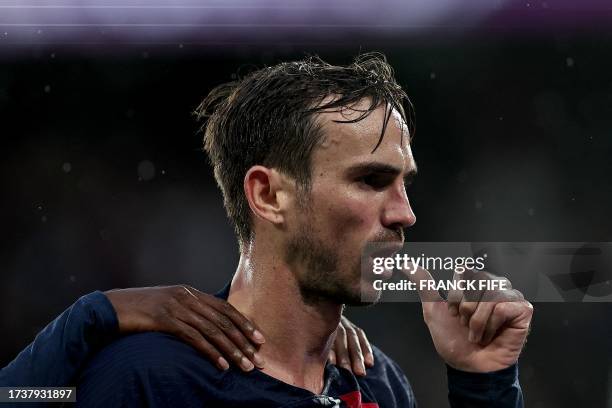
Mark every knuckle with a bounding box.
[232,350,243,360]
[481,291,495,302]
[501,290,515,300]
[447,299,460,308]
[216,315,234,332]
[469,318,485,332]
[202,324,221,338]
[458,302,475,315]
[494,302,508,315]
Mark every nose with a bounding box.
[381,184,416,231]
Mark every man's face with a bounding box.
[284,99,417,305]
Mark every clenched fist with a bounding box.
[407,267,533,373]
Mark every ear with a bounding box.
[244,165,289,226]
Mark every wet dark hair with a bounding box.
[195,52,414,246]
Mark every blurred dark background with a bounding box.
[2,1,612,406]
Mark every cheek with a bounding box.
[313,190,379,240]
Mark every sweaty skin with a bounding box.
[228,98,532,393]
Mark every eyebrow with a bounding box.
[346,161,418,183]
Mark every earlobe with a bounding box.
[244,166,285,225]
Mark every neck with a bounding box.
[227,240,343,394]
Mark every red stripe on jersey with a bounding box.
[338,390,379,408]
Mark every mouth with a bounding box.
[368,241,405,259]
[361,242,403,282]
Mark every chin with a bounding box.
[333,278,382,306]
[353,284,382,306]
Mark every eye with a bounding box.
[358,174,393,190]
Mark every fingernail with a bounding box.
[468,331,475,343]
[341,360,351,370]
[217,357,230,370]
[252,352,265,367]
[241,356,255,371]
[252,330,265,344]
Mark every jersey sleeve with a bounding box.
[446,363,523,408]
[0,291,119,387]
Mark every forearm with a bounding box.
[447,363,523,408]
[0,291,119,387]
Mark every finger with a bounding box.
[333,325,352,371]
[328,349,337,365]
[479,287,523,303]
[467,294,498,344]
[461,269,486,303]
[481,303,508,345]
[481,300,532,345]
[482,290,533,344]
[185,286,265,345]
[464,271,512,302]
[175,306,255,372]
[457,270,489,323]
[343,320,366,376]
[447,269,465,316]
[472,283,519,341]
[355,326,374,367]
[458,294,483,325]
[184,295,264,368]
[407,266,444,303]
[169,319,230,371]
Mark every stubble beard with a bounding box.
[284,220,375,307]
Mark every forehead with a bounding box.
[312,99,415,174]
